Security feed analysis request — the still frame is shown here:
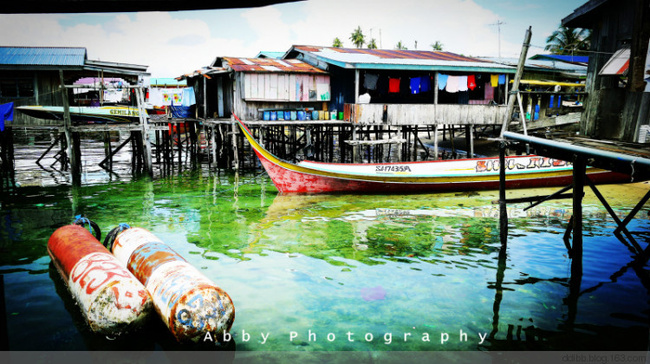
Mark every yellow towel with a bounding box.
[491,74,499,87]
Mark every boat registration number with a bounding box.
[376,165,412,173]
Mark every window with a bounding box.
[0,78,34,98]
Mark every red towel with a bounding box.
[389,78,400,93]
[468,75,477,91]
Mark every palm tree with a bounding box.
[545,26,591,55]
[350,26,365,49]
[368,39,378,49]
[395,41,407,50]
[333,37,343,48]
[431,41,443,51]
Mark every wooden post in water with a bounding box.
[59,70,81,185]
[571,155,585,269]
[135,87,153,176]
[231,119,239,170]
[499,140,508,246]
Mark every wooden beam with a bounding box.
[500,27,532,138]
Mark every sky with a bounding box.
[0,0,587,78]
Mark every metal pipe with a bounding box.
[502,131,650,169]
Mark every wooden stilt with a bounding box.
[499,140,508,246]
[571,155,585,276]
[60,70,81,185]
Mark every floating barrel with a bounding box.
[47,224,152,335]
[110,227,235,343]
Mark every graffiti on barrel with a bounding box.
[109,227,235,343]
[47,224,153,335]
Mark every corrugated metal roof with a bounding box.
[481,57,587,75]
[222,57,327,74]
[290,45,516,73]
[0,46,86,66]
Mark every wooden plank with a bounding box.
[278,74,288,101]
[289,74,297,101]
[244,73,252,100]
[264,74,272,100]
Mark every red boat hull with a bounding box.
[233,114,631,194]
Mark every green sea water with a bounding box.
[1,130,649,357]
[1,170,649,354]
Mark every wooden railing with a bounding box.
[343,103,508,126]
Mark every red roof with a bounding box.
[222,57,327,74]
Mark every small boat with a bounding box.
[17,105,145,124]
[233,114,630,194]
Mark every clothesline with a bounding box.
[362,72,508,95]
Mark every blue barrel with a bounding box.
[270,111,277,121]
[298,111,305,120]
[284,111,291,120]
[263,111,270,121]
[312,111,319,120]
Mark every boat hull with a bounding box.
[233,114,631,194]
[256,150,627,194]
[17,105,145,124]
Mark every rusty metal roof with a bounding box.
[220,57,327,74]
[289,45,516,73]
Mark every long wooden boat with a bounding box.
[17,105,145,124]
[233,114,630,194]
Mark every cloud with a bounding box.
[0,1,564,77]
[289,0,518,57]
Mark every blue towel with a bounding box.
[420,76,431,92]
[181,87,196,107]
[410,77,421,94]
[0,102,14,132]
[498,74,506,85]
[438,74,448,90]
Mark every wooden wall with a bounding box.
[345,103,507,126]
[580,0,650,142]
[233,72,330,120]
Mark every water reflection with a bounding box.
[1,170,649,351]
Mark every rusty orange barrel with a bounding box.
[47,224,153,335]
[110,227,235,343]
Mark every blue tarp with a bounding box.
[0,102,14,132]
[532,54,589,64]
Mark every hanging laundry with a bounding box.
[0,102,14,132]
[484,81,495,101]
[420,76,431,92]
[445,76,459,93]
[467,75,477,91]
[498,74,506,85]
[389,78,401,93]
[147,88,164,106]
[458,75,468,92]
[103,89,125,103]
[364,73,379,90]
[438,74,449,90]
[181,87,196,107]
[410,77,421,94]
[490,74,499,87]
